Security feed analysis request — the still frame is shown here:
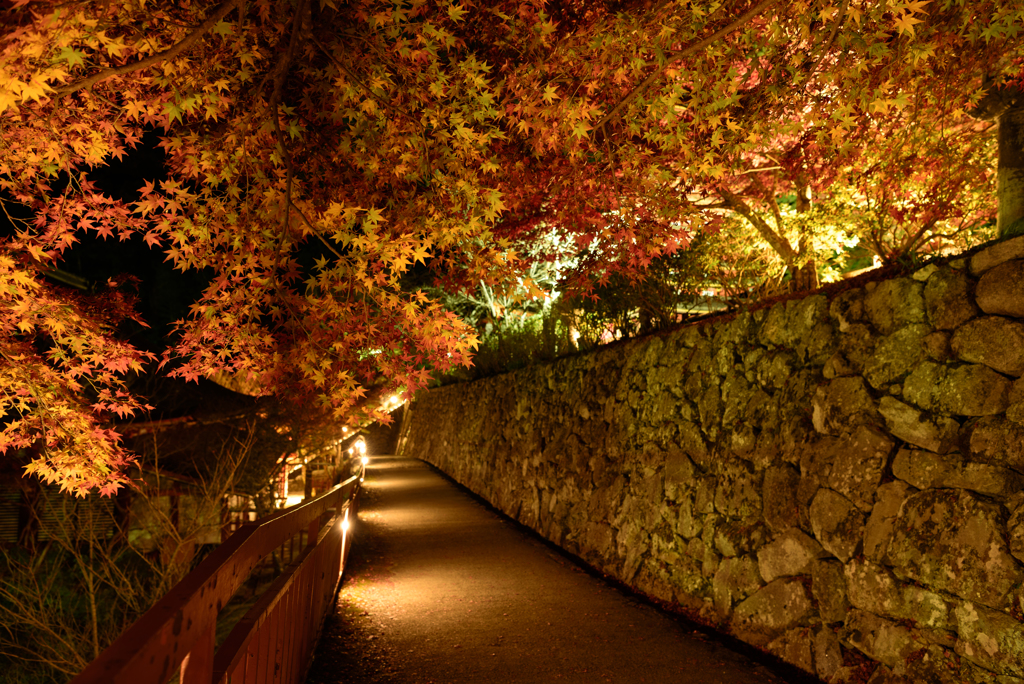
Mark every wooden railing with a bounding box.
[71,476,361,684]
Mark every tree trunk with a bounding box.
[85,515,100,660]
[789,262,818,292]
[998,103,1024,237]
[790,185,819,292]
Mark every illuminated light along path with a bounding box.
[307,456,812,684]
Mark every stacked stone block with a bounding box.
[402,236,1024,683]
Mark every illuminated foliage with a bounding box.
[1,0,1022,493]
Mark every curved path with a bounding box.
[307,456,815,684]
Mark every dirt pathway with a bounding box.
[307,456,819,684]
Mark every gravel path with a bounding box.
[306,456,820,684]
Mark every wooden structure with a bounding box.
[70,476,360,684]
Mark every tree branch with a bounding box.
[308,34,416,125]
[810,0,850,74]
[737,164,783,175]
[268,0,309,233]
[308,33,435,177]
[290,200,346,261]
[718,187,796,261]
[594,0,780,134]
[899,218,938,257]
[746,174,786,235]
[52,0,243,99]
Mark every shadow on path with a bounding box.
[307,456,821,683]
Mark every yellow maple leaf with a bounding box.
[902,0,931,13]
[0,87,19,115]
[410,244,431,264]
[103,35,128,58]
[893,11,924,36]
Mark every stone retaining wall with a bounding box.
[399,237,1024,683]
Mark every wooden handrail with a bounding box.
[211,505,350,683]
[71,476,360,684]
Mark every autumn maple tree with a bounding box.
[2,0,1023,495]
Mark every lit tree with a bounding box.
[1,0,1022,494]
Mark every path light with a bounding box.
[354,438,368,482]
[338,507,351,580]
